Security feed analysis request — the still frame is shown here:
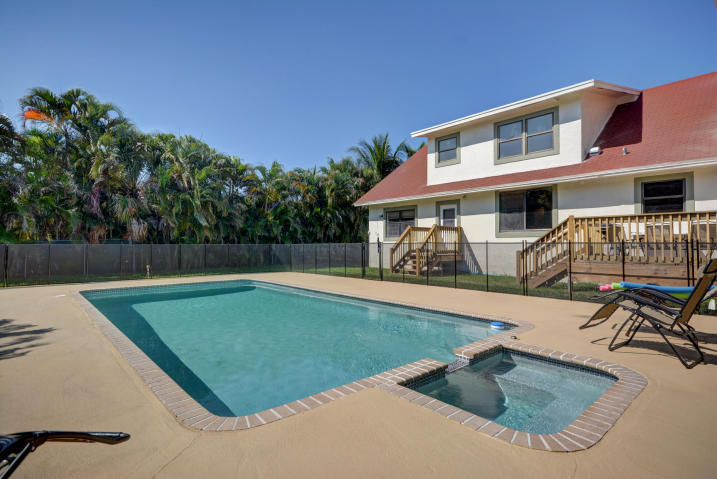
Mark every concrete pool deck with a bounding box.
[1,273,716,478]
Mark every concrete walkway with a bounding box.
[1,273,716,478]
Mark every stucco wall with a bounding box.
[425,97,584,186]
[580,91,621,158]
[367,165,716,246]
[694,167,717,211]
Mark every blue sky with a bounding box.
[1,0,715,169]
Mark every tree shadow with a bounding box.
[84,285,257,417]
[0,318,55,360]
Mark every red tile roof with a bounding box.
[356,72,717,205]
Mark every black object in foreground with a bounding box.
[0,430,130,478]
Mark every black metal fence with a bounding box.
[1,240,715,313]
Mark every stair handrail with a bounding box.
[416,224,439,273]
[389,225,432,272]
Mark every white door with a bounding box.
[440,204,457,227]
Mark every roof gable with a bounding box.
[356,72,717,206]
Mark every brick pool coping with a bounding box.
[72,279,646,451]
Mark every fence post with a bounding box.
[485,240,489,292]
[568,240,573,301]
[47,243,51,284]
[344,243,347,277]
[314,244,317,273]
[621,240,626,282]
[302,244,305,273]
[328,243,331,274]
[685,239,690,286]
[178,244,182,277]
[521,240,526,296]
[84,244,88,281]
[426,243,429,286]
[693,240,699,286]
[454,241,457,289]
[361,243,365,278]
[3,244,8,287]
[119,244,123,280]
[378,241,383,281]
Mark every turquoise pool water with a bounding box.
[413,350,615,434]
[83,280,504,416]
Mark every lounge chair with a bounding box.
[580,279,717,330]
[585,259,716,368]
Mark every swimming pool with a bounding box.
[82,280,508,417]
[411,350,616,434]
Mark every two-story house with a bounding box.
[355,72,717,283]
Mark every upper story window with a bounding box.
[642,179,685,213]
[495,108,558,164]
[435,133,460,167]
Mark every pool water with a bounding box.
[412,350,615,434]
[83,280,504,416]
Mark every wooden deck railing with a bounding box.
[389,225,462,273]
[520,210,717,280]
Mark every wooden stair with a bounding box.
[527,260,568,288]
[390,225,463,275]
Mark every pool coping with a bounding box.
[71,278,645,451]
[385,341,647,452]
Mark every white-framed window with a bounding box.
[439,204,457,227]
[499,188,553,232]
[642,179,685,213]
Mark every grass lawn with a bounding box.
[310,267,600,302]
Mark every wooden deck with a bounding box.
[518,211,717,287]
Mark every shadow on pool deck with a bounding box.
[86,294,238,417]
[0,318,54,360]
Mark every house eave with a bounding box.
[410,80,641,138]
[354,157,717,207]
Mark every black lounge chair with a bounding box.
[580,266,717,331]
[0,430,129,478]
[584,259,716,369]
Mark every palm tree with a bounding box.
[348,133,413,180]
